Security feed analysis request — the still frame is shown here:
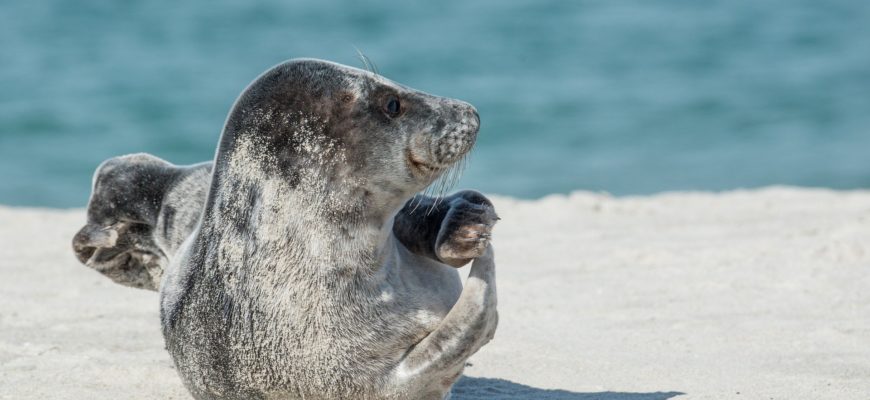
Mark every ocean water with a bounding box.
[2,0,869,207]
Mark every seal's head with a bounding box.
[212,59,480,223]
[72,154,173,289]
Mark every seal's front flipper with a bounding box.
[392,194,449,262]
[434,192,498,267]
[393,190,498,267]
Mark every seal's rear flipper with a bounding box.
[73,220,165,290]
[72,224,119,264]
[72,153,212,291]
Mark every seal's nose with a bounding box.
[469,108,480,133]
[432,101,480,166]
[459,103,479,142]
[454,102,479,134]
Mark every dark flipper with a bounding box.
[72,154,212,291]
[393,190,498,267]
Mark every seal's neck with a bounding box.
[202,138,403,277]
[208,180,396,277]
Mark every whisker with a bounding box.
[424,174,442,216]
[407,193,424,215]
[353,47,380,77]
[354,47,373,73]
[427,159,463,216]
[368,57,380,76]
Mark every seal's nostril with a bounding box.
[459,104,479,131]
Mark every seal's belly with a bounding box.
[162,234,464,400]
[165,283,455,400]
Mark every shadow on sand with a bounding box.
[452,376,684,400]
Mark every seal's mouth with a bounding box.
[406,147,439,177]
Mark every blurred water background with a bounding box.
[2,0,869,207]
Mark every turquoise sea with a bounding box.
[2,0,869,207]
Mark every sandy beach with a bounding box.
[1,186,869,399]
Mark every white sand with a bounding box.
[2,187,869,399]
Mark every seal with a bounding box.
[159,58,498,400]
[72,154,211,290]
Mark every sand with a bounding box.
[1,186,869,399]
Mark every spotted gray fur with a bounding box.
[73,58,498,399]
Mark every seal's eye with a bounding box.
[384,96,401,118]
